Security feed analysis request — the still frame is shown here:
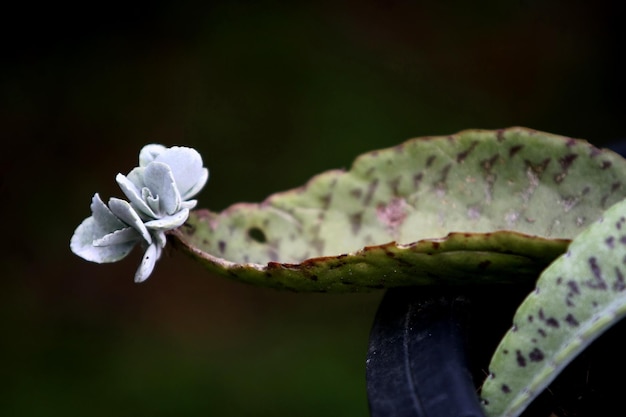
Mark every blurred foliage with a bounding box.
[1,0,625,416]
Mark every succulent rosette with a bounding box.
[70,144,208,283]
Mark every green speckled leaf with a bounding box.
[480,197,626,417]
[171,127,626,292]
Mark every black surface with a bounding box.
[366,288,486,417]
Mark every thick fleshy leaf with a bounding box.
[180,199,198,210]
[153,146,208,199]
[108,198,152,244]
[144,208,189,231]
[116,172,157,219]
[181,167,209,200]
[70,194,137,263]
[90,193,126,231]
[152,230,167,248]
[144,162,181,215]
[171,127,626,292]
[134,243,161,283]
[126,166,147,188]
[70,217,137,263]
[139,144,166,167]
[480,197,626,417]
[93,227,142,247]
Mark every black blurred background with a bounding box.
[2,1,625,416]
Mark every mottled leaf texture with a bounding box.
[481,197,626,417]
[171,127,626,292]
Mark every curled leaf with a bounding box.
[171,127,626,292]
[480,197,626,417]
[70,194,139,263]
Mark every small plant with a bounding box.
[71,127,626,416]
[70,144,208,282]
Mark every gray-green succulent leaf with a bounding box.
[70,193,141,263]
[136,144,209,201]
[70,144,208,282]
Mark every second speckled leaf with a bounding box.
[173,127,626,291]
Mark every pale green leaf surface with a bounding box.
[171,127,626,292]
[116,172,157,219]
[144,208,189,230]
[480,197,626,417]
[108,198,153,245]
[92,227,141,247]
[70,217,137,263]
[135,242,161,283]
[144,162,181,215]
[70,194,138,263]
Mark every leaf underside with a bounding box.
[171,127,626,292]
[480,197,626,417]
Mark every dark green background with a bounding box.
[2,1,625,416]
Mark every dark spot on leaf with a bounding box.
[527,315,534,322]
[218,240,226,254]
[559,153,578,171]
[565,313,579,327]
[509,145,523,158]
[363,179,379,206]
[426,155,436,167]
[516,350,526,367]
[350,188,362,199]
[350,212,363,235]
[503,349,509,355]
[501,384,511,394]
[567,280,580,295]
[556,277,563,285]
[456,140,478,163]
[538,309,560,328]
[248,227,267,243]
[613,267,626,292]
[413,172,423,189]
[586,257,608,290]
[529,348,544,362]
[537,328,547,337]
[601,160,612,169]
[389,176,401,196]
[525,158,551,178]
[546,318,559,328]
[320,193,332,209]
[606,236,615,249]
